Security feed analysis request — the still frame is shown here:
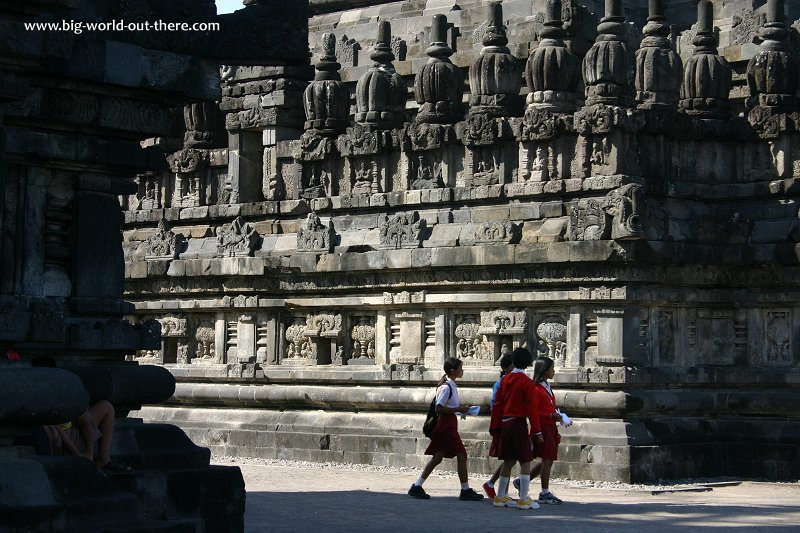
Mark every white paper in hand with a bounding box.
[467,405,480,416]
[560,411,573,427]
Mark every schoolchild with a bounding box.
[408,357,484,501]
[530,356,568,504]
[489,347,543,510]
[482,353,514,499]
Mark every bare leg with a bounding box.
[499,458,515,478]
[489,463,503,484]
[530,460,543,480]
[88,400,115,466]
[540,459,554,492]
[456,453,468,483]
[420,452,444,480]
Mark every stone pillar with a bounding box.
[375,311,389,365]
[228,131,264,203]
[394,311,425,365]
[215,313,226,364]
[237,314,256,363]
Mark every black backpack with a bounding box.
[422,381,453,438]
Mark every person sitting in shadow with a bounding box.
[31,356,132,472]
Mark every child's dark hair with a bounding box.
[498,353,514,376]
[533,356,555,383]
[511,347,533,369]
[437,357,463,386]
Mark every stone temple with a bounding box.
[2,0,799,527]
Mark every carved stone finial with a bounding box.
[355,21,408,129]
[304,33,350,136]
[526,0,580,112]
[746,0,798,111]
[634,0,683,110]
[414,14,464,124]
[468,2,522,117]
[679,0,732,118]
[582,0,632,107]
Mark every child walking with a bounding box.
[482,353,514,499]
[531,356,568,504]
[408,357,484,501]
[489,348,543,510]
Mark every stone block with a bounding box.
[411,248,432,267]
[540,201,564,218]
[386,249,412,269]
[471,206,510,223]
[509,203,540,221]
[423,223,461,248]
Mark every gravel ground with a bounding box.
[216,456,800,532]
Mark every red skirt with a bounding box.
[497,417,534,463]
[488,433,500,458]
[424,414,466,459]
[534,424,560,461]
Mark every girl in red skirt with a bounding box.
[530,356,570,504]
[408,357,484,501]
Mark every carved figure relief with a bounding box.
[467,221,520,245]
[568,199,607,241]
[568,184,644,241]
[379,211,425,249]
[216,216,260,257]
[765,311,791,365]
[336,34,360,67]
[193,322,217,364]
[135,173,162,210]
[454,315,492,366]
[352,161,377,194]
[536,318,567,367]
[301,164,329,199]
[411,156,444,189]
[160,316,187,337]
[297,213,335,253]
[145,218,184,260]
[658,311,676,365]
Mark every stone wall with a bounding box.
[126,0,800,482]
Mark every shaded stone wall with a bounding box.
[126,0,800,482]
[0,0,308,530]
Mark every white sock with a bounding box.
[461,482,469,490]
[497,476,509,498]
[414,477,425,487]
[540,488,550,495]
[519,474,531,500]
[485,480,495,488]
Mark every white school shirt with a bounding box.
[435,378,459,408]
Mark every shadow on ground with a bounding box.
[244,489,800,532]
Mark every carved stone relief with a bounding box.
[379,211,425,249]
[192,321,218,364]
[350,316,376,364]
[217,216,260,257]
[568,184,644,241]
[535,316,567,367]
[454,315,492,366]
[765,310,792,365]
[145,219,184,260]
[297,213,335,253]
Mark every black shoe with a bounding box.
[408,484,430,499]
[459,488,484,501]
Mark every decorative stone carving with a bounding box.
[383,291,426,304]
[284,316,312,365]
[568,184,644,241]
[454,315,493,366]
[145,219,184,260]
[461,113,513,147]
[731,9,767,46]
[355,21,407,129]
[526,0,580,113]
[765,310,791,365]
[657,310,675,365]
[410,155,444,190]
[478,310,527,335]
[168,148,206,208]
[183,101,225,149]
[297,213,335,253]
[133,172,162,210]
[379,211,425,249]
[517,107,572,142]
[305,313,342,338]
[304,33,350,137]
[634,0,683,110]
[192,322,217,364]
[469,2,523,118]
[414,14,463,124]
[335,34,360,67]
[746,0,799,131]
[216,216,260,257]
[391,36,407,61]
[350,316,376,362]
[679,1,732,118]
[160,316,188,337]
[536,318,567,367]
[582,0,632,108]
[338,122,387,157]
[464,221,520,245]
[402,122,455,152]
